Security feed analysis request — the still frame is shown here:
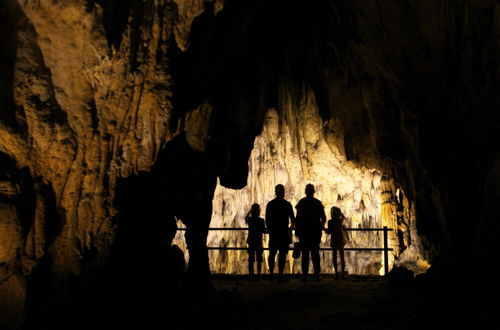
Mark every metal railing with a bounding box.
[177,226,394,275]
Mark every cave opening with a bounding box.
[164,0,434,278]
[172,99,429,277]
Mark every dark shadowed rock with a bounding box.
[388,266,414,284]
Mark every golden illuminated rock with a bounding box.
[176,90,429,275]
[0,2,198,327]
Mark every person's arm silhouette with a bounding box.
[265,203,271,234]
[320,202,327,229]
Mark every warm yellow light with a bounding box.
[174,94,429,275]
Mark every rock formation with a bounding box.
[0,0,498,329]
[187,103,428,275]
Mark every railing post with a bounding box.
[383,226,389,276]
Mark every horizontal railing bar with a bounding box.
[175,226,393,275]
[206,247,393,251]
[342,248,394,251]
[177,227,393,231]
[344,228,393,231]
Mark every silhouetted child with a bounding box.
[326,207,347,279]
[245,203,266,279]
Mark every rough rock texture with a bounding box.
[0,0,498,329]
[0,0,187,328]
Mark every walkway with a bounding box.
[201,275,419,330]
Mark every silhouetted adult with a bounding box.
[266,184,295,281]
[295,184,326,281]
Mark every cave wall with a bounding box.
[0,0,499,328]
[0,0,196,328]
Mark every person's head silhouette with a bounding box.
[305,184,315,197]
[275,184,285,199]
[331,206,341,219]
[250,203,261,217]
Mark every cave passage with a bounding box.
[173,107,429,276]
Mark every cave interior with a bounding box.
[0,0,499,329]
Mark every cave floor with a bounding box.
[200,275,419,330]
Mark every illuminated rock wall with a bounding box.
[174,91,430,275]
[0,1,215,327]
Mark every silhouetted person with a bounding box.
[295,184,326,281]
[326,206,347,279]
[245,203,266,280]
[266,184,295,281]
